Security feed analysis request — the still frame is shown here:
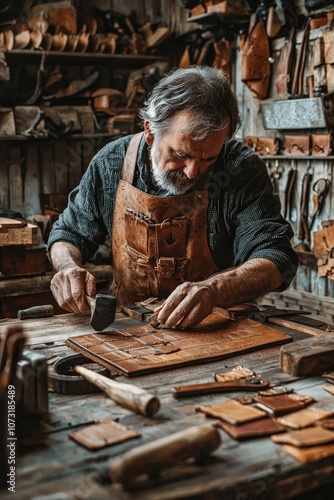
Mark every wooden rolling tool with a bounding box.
[110,424,221,488]
[54,354,160,417]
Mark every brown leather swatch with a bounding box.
[196,400,266,424]
[277,408,333,429]
[323,385,334,396]
[69,418,140,450]
[255,394,314,416]
[217,417,285,440]
[283,442,334,463]
[272,426,334,447]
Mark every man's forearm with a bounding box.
[49,242,83,272]
[206,258,282,308]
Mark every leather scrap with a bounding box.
[196,400,266,424]
[69,418,140,450]
[217,416,285,440]
[272,427,334,447]
[277,407,333,429]
[282,442,334,463]
[254,393,314,416]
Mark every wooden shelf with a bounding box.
[0,133,123,142]
[5,49,170,67]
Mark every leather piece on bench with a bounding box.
[69,418,140,450]
[65,318,291,377]
[196,400,266,424]
[217,416,286,440]
[282,442,334,463]
[272,427,334,447]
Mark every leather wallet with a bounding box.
[254,393,314,416]
[196,400,266,424]
[69,418,140,450]
[277,407,333,429]
[284,135,310,156]
[217,417,285,440]
[272,426,334,447]
[282,442,334,463]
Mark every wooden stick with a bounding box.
[267,317,332,336]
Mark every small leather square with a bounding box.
[69,418,140,450]
[282,442,334,463]
[272,426,334,447]
[196,400,266,424]
[277,407,333,429]
[217,417,286,440]
[323,385,334,396]
[254,394,314,416]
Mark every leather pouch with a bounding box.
[311,133,334,156]
[254,394,314,416]
[244,136,279,155]
[275,31,295,97]
[217,416,285,440]
[277,407,333,429]
[196,400,266,424]
[284,135,310,156]
[272,426,334,447]
[282,442,334,463]
[68,418,140,450]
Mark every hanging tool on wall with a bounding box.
[309,178,330,231]
[282,160,297,221]
[298,164,313,246]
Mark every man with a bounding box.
[48,65,298,329]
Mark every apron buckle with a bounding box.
[156,257,175,279]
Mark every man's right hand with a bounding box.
[50,266,97,313]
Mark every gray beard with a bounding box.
[150,146,200,196]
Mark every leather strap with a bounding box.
[291,19,310,96]
[122,132,145,183]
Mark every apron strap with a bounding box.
[122,132,145,183]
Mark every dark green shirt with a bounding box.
[48,134,298,290]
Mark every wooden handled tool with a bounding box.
[55,357,160,417]
[17,304,54,320]
[110,424,221,488]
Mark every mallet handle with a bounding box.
[73,365,160,417]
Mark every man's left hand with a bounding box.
[156,281,214,329]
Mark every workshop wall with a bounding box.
[1,0,334,314]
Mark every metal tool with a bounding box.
[54,353,160,417]
[85,293,117,331]
[0,326,26,389]
[309,178,330,231]
[49,353,111,395]
[172,375,270,398]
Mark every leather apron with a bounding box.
[110,133,219,304]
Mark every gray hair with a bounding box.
[139,65,240,140]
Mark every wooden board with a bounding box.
[66,317,292,377]
[280,332,334,377]
[0,217,38,246]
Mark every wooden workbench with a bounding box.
[1,311,334,499]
